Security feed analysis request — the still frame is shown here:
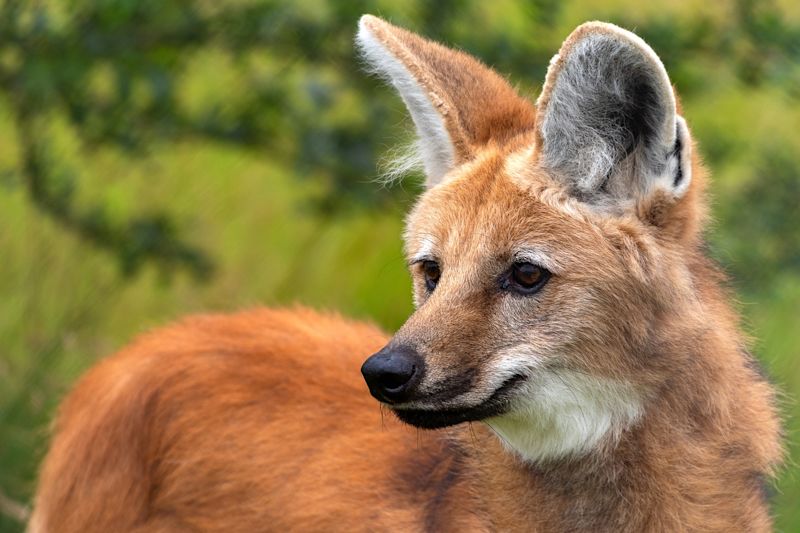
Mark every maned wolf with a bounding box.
[30,15,782,532]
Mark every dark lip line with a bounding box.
[410,368,478,405]
[391,372,529,429]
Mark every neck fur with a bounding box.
[484,368,643,464]
[471,333,779,531]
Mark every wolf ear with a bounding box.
[356,15,536,188]
[536,22,692,205]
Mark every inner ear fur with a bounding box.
[536,21,692,206]
[357,15,536,187]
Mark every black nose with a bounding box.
[361,345,424,404]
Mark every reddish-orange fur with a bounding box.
[31,16,782,533]
[32,309,486,531]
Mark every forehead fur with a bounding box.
[402,144,687,303]
[404,146,640,260]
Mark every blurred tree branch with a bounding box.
[0,0,797,281]
[0,487,29,525]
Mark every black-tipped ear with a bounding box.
[536,22,692,205]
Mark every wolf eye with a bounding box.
[421,260,441,292]
[504,262,550,294]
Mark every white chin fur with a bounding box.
[485,369,643,463]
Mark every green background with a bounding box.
[1,0,798,530]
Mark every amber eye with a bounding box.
[421,260,441,292]
[506,262,550,294]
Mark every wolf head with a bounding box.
[358,16,704,463]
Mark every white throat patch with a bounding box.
[485,369,643,463]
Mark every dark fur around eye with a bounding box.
[501,262,551,295]
[421,260,440,292]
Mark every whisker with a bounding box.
[468,422,479,447]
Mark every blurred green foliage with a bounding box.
[1,0,799,531]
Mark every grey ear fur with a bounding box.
[356,18,454,184]
[355,15,538,189]
[536,22,692,205]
